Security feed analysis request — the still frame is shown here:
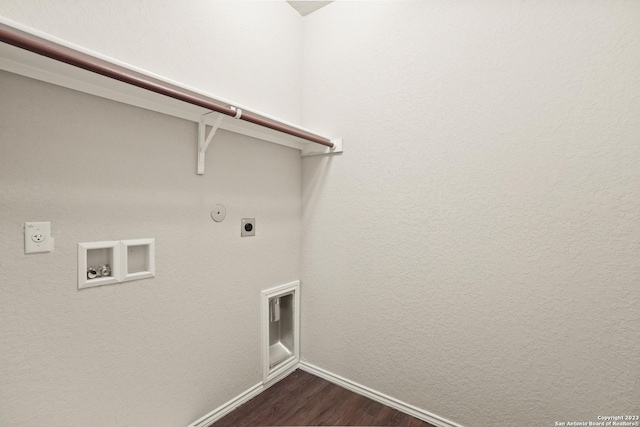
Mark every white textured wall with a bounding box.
[0,2,302,426]
[0,0,303,122]
[0,70,301,426]
[301,2,640,426]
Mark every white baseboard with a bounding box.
[186,363,298,427]
[186,382,264,427]
[188,361,464,427]
[298,361,465,427]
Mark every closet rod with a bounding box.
[0,24,334,148]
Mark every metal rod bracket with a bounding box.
[198,112,224,175]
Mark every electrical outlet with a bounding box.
[24,222,53,254]
[241,218,255,237]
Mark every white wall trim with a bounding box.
[261,281,301,384]
[186,363,298,427]
[186,382,264,427]
[298,362,466,427]
[187,361,464,427]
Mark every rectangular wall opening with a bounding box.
[78,241,121,289]
[262,281,300,385]
[269,293,294,368]
[87,248,115,276]
[126,244,149,274]
[121,238,155,282]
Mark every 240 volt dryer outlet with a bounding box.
[24,221,53,253]
[241,218,255,237]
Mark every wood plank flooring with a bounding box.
[212,370,436,426]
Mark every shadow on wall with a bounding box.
[302,154,336,221]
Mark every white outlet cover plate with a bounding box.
[24,221,53,253]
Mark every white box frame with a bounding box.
[261,280,300,385]
[78,241,121,289]
[121,238,155,282]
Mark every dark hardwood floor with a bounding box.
[212,369,436,426]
